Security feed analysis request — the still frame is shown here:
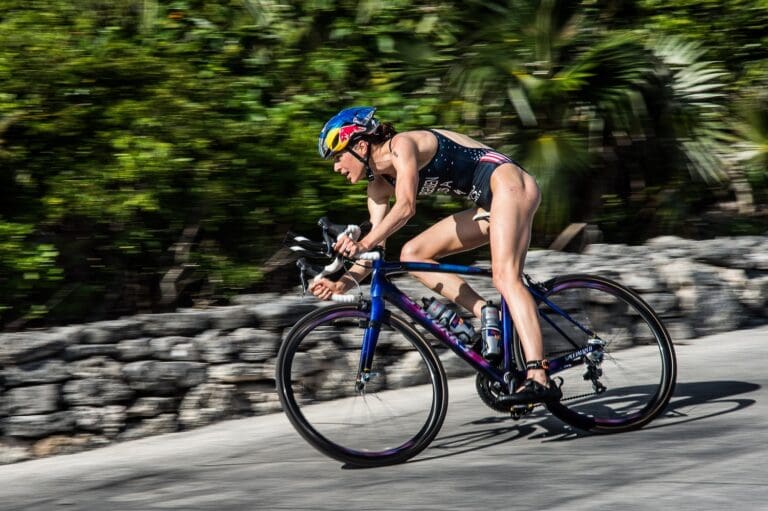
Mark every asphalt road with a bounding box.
[1,326,767,511]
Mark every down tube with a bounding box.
[383,284,506,386]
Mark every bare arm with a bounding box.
[357,135,419,250]
[342,176,393,284]
[311,135,420,299]
[310,175,393,298]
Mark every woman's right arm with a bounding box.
[338,176,392,286]
[310,176,392,298]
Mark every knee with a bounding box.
[492,269,525,295]
[400,239,432,262]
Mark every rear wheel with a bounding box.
[517,274,676,432]
[276,304,448,466]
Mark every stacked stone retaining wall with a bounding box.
[1,235,767,463]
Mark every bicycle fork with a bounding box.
[355,298,384,394]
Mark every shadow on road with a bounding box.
[407,380,759,464]
[645,380,760,430]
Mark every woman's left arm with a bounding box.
[356,136,419,250]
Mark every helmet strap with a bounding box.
[347,146,375,182]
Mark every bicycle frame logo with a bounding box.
[370,263,512,385]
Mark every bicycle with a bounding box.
[276,217,677,467]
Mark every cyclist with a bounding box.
[310,106,561,404]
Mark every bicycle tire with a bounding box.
[515,274,676,433]
[276,303,449,467]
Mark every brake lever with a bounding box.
[297,259,309,295]
[320,229,335,257]
[318,217,362,256]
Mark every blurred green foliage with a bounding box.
[1,0,767,328]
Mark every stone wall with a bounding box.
[0,296,321,464]
[1,235,767,463]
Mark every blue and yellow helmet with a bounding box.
[318,106,379,159]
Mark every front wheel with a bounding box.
[276,304,448,467]
[518,274,677,433]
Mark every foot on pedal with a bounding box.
[509,403,534,420]
[500,378,562,406]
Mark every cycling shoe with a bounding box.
[499,378,562,406]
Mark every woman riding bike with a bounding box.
[310,106,560,404]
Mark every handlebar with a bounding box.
[330,293,358,304]
[284,217,382,303]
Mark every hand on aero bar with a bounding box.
[334,234,368,259]
[307,233,357,301]
[309,278,347,301]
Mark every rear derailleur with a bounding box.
[584,338,607,394]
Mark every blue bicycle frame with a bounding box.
[357,256,600,393]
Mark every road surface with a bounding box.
[1,326,766,510]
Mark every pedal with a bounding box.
[509,403,534,420]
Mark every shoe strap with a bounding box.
[525,359,550,371]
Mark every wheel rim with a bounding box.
[279,308,445,460]
[537,278,675,431]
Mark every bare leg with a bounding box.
[400,208,490,318]
[488,164,548,387]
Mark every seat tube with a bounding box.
[500,297,515,375]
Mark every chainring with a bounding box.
[475,372,513,412]
[470,336,516,412]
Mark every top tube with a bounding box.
[378,259,493,277]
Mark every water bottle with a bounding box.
[422,297,452,325]
[422,297,475,344]
[481,302,501,360]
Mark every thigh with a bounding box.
[488,165,540,274]
[402,208,490,260]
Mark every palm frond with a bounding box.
[732,94,768,174]
[522,130,591,232]
[649,36,731,183]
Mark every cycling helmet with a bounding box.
[318,106,379,159]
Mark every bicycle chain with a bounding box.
[481,378,600,412]
[560,390,600,402]
[479,349,603,411]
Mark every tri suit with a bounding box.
[385,129,524,210]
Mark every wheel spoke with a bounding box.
[276,305,448,466]
[524,275,676,432]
